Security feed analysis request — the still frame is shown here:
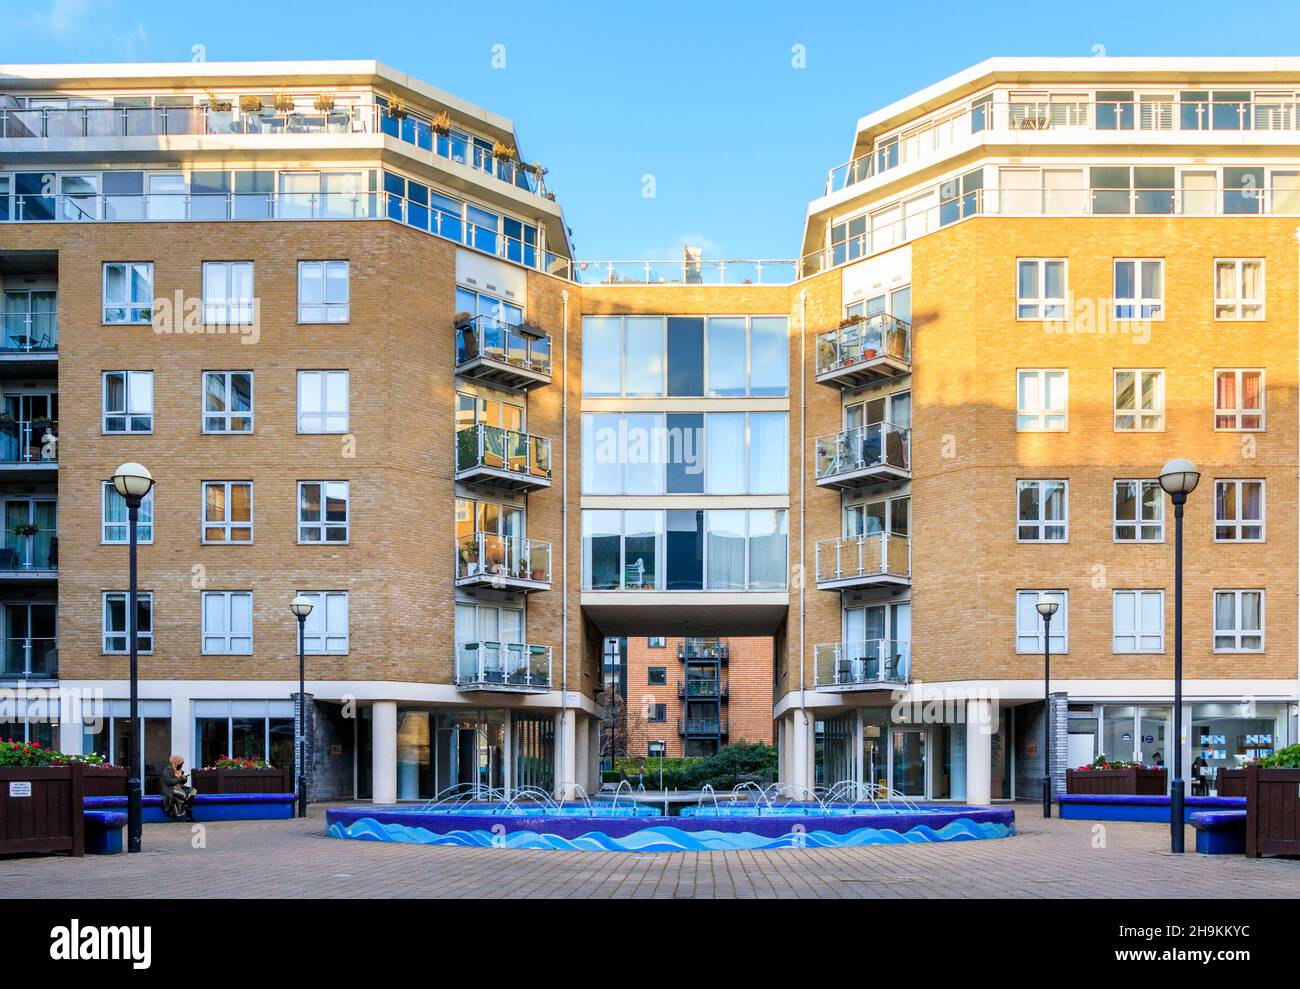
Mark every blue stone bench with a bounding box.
[1057,793,1245,823]
[84,793,296,823]
[84,810,127,855]
[1190,810,1246,855]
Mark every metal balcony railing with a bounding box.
[1,311,58,352]
[815,422,911,482]
[455,531,552,587]
[815,315,911,377]
[678,678,728,699]
[455,424,551,484]
[678,638,728,661]
[2,637,57,678]
[813,641,910,689]
[576,259,797,286]
[0,419,57,464]
[678,717,728,737]
[454,641,552,691]
[814,533,911,585]
[455,315,553,381]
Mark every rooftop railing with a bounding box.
[813,640,910,689]
[825,93,1300,195]
[454,640,552,691]
[455,423,551,482]
[814,422,911,481]
[576,259,797,286]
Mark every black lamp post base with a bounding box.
[1041,776,1052,818]
[127,776,142,853]
[1170,777,1185,853]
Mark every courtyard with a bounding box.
[3,803,1297,898]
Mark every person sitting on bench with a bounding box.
[160,754,197,822]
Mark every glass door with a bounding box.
[891,729,927,797]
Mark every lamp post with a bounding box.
[1036,596,1060,818]
[111,462,153,854]
[289,594,314,819]
[1159,458,1200,854]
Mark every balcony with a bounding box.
[814,533,910,591]
[0,419,57,481]
[815,315,911,388]
[678,678,728,700]
[454,641,552,693]
[678,638,728,662]
[455,315,552,390]
[815,422,910,490]
[679,717,728,738]
[813,641,910,691]
[1,637,57,680]
[1,311,58,356]
[455,532,552,592]
[455,424,551,492]
[0,531,57,579]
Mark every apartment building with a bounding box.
[1,57,1297,805]
[615,636,773,759]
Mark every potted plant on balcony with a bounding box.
[10,522,38,567]
[239,95,264,114]
[205,90,232,113]
[386,97,408,121]
[492,141,516,163]
[313,93,335,112]
[272,92,295,113]
[431,110,452,136]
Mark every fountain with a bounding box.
[325,778,1015,851]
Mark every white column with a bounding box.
[965,698,993,805]
[586,716,600,792]
[554,709,576,800]
[171,695,193,768]
[371,701,397,805]
[574,713,589,796]
[777,715,788,782]
[783,709,814,795]
[854,710,865,789]
[57,689,82,753]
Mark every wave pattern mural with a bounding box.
[326,808,1014,852]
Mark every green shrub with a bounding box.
[608,743,777,791]
[1259,744,1300,769]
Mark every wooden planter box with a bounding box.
[1245,764,1300,858]
[192,766,292,794]
[1066,767,1167,795]
[82,765,129,797]
[0,763,84,856]
[1216,767,1247,798]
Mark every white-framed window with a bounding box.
[201,591,253,654]
[202,371,253,433]
[102,370,153,433]
[1214,479,1264,542]
[297,260,349,323]
[1016,590,1067,654]
[201,261,254,325]
[1113,259,1164,319]
[202,481,253,544]
[298,481,349,543]
[1113,479,1164,542]
[1113,589,1164,653]
[101,481,153,544]
[1213,589,1263,653]
[103,591,153,654]
[1114,369,1164,431]
[297,590,349,654]
[297,370,349,433]
[454,602,525,645]
[102,262,153,324]
[1214,369,1264,430]
[648,741,667,758]
[1016,369,1067,431]
[1016,259,1067,319]
[1016,480,1068,542]
[1214,259,1264,320]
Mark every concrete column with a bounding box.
[574,713,589,797]
[586,715,600,792]
[777,715,788,782]
[554,709,577,800]
[965,698,993,805]
[371,701,397,805]
[171,695,192,768]
[783,709,815,795]
[58,690,83,753]
[854,710,865,789]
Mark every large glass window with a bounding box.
[581,316,621,398]
[581,412,622,494]
[194,700,293,773]
[666,509,703,590]
[623,412,665,495]
[623,510,662,590]
[666,413,704,495]
[624,317,665,396]
[749,317,789,397]
[582,510,622,590]
[705,413,745,495]
[706,510,747,591]
[748,412,788,495]
[666,317,704,396]
[747,509,788,590]
[706,317,746,397]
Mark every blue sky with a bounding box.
[6,0,1300,260]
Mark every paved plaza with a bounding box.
[3,803,1298,898]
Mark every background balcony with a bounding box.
[2,636,57,679]
[454,641,551,692]
[0,419,57,481]
[813,641,910,691]
[1,311,58,354]
[455,532,551,592]
[815,533,911,590]
[677,638,728,662]
[815,422,910,489]
[678,717,728,737]
[678,678,728,699]
[815,315,911,388]
[455,424,551,491]
[454,315,552,390]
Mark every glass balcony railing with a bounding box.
[576,259,797,286]
[0,533,56,572]
[455,531,552,586]
[814,533,910,585]
[813,641,910,689]
[2,637,57,678]
[815,315,911,376]
[815,422,911,481]
[454,640,552,690]
[678,638,728,661]
[1,311,58,352]
[679,717,728,736]
[455,424,551,482]
[0,419,57,465]
[678,678,727,699]
[455,315,553,379]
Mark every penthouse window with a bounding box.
[1090,166,1174,214]
[581,316,788,398]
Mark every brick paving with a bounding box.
[4,803,1297,898]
